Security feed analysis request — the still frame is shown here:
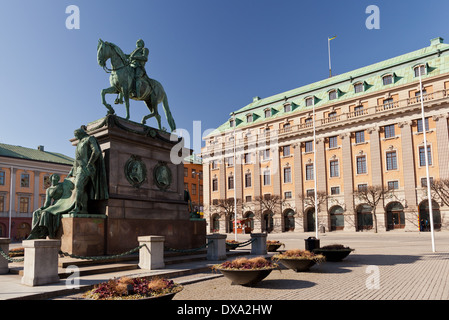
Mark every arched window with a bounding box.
[283,209,295,231]
[419,200,441,231]
[330,206,344,231]
[386,202,405,230]
[414,64,426,77]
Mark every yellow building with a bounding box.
[0,144,73,240]
[201,37,449,234]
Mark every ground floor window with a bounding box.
[211,214,220,232]
[306,207,316,232]
[330,206,344,230]
[263,211,274,233]
[419,200,441,231]
[357,204,373,231]
[284,209,295,231]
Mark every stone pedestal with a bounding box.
[0,238,10,274]
[206,234,227,261]
[82,115,205,254]
[59,215,106,257]
[21,239,60,286]
[250,233,267,255]
[138,236,165,270]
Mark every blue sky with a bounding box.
[0,0,448,158]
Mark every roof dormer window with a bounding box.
[414,64,427,77]
[264,108,272,118]
[329,90,338,100]
[382,74,394,85]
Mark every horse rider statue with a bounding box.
[127,39,149,98]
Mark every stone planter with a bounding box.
[266,242,284,252]
[277,258,317,272]
[215,268,275,286]
[313,248,354,262]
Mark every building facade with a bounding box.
[183,154,203,215]
[0,143,73,240]
[201,37,449,234]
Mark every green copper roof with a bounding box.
[0,143,74,166]
[206,37,449,137]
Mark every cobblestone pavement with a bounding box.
[173,232,449,300]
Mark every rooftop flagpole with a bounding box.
[328,36,336,77]
[232,112,238,241]
[313,98,318,239]
[418,66,436,252]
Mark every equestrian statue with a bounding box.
[97,38,176,132]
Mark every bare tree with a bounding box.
[429,178,449,207]
[211,198,244,232]
[297,191,328,215]
[353,185,393,233]
[254,195,285,232]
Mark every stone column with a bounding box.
[206,234,227,260]
[293,143,304,231]
[340,132,355,231]
[250,233,267,255]
[253,150,262,232]
[138,236,165,270]
[0,238,10,274]
[33,171,41,211]
[368,127,386,231]
[272,146,282,232]
[21,239,61,286]
[315,138,328,230]
[434,114,449,179]
[399,121,418,207]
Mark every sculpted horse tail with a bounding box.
[162,95,176,132]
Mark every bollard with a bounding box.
[138,236,165,270]
[250,233,267,255]
[206,234,227,261]
[0,238,10,274]
[21,239,61,286]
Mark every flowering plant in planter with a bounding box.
[313,244,354,262]
[212,257,278,286]
[212,256,277,271]
[83,276,183,300]
[272,249,325,272]
[266,240,285,252]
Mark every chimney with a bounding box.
[430,37,444,46]
[37,145,44,151]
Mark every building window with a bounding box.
[358,184,368,192]
[211,160,218,170]
[283,122,291,132]
[262,149,270,161]
[228,175,234,190]
[0,171,5,185]
[306,189,315,197]
[329,160,339,177]
[387,181,399,190]
[414,65,426,77]
[417,118,429,132]
[305,141,313,153]
[284,191,292,199]
[382,74,393,85]
[20,173,30,188]
[356,156,367,174]
[244,153,251,164]
[283,167,292,183]
[304,117,313,126]
[263,169,271,185]
[0,195,4,212]
[329,90,337,100]
[355,131,365,143]
[305,164,314,180]
[284,104,291,113]
[192,183,197,195]
[226,157,234,167]
[191,169,196,177]
[328,111,337,120]
[247,114,253,123]
[229,119,235,127]
[384,124,395,138]
[184,168,188,177]
[419,146,432,166]
[354,82,364,93]
[386,151,398,170]
[421,177,434,187]
[331,186,340,195]
[19,197,29,213]
[245,195,252,202]
[184,183,188,190]
[264,109,271,118]
[283,145,291,157]
[305,97,314,106]
[245,173,252,188]
[354,105,364,116]
[212,178,218,192]
[328,136,338,149]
